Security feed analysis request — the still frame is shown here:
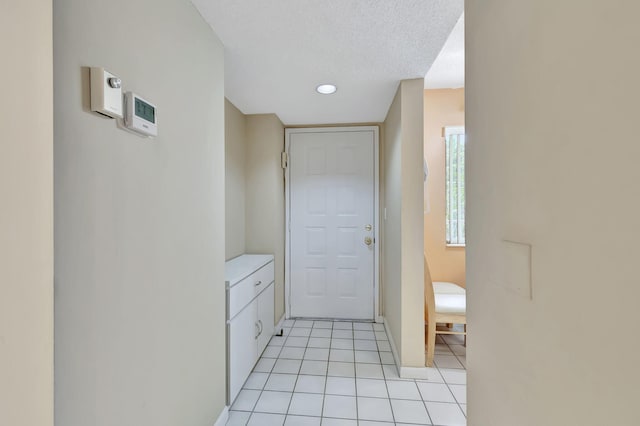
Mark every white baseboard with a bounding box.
[213,406,229,426]
[375,315,384,323]
[382,317,436,380]
[399,366,431,379]
[274,314,286,334]
[382,317,401,372]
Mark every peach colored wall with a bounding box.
[423,89,465,287]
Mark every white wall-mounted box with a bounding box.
[124,92,158,137]
[90,67,123,118]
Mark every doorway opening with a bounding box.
[423,12,467,371]
[284,127,380,321]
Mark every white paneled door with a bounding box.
[288,128,377,320]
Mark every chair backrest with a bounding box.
[424,254,436,324]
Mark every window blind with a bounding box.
[445,127,465,245]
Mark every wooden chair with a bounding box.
[424,254,467,367]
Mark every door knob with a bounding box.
[364,236,372,246]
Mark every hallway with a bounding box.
[227,320,466,425]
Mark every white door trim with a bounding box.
[284,126,380,320]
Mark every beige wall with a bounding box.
[223,105,286,325]
[400,79,427,368]
[467,1,640,425]
[245,114,286,324]
[0,1,53,425]
[53,0,226,424]
[383,86,404,361]
[382,79,425,368]
[225,99,247,260]
[423,89,466,287]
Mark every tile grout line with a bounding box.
[415,375,435,425]
[380,324,398,425]
[351,322,359,423]
[318,319,333,423]
[282,318,304,422]
[245,331,276,425]
[235,319,465,425]
[438,334,467,420]
[236,388,466,403]
[252,320,301,423]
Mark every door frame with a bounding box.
[284,126,380,321]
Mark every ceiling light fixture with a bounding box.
[316,84,337,95]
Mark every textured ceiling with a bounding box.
[425,14,465,89]
[192,0,464,125]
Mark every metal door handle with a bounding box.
[364,237,372,246]
[365,224,372,231]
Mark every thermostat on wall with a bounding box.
[124,92,158,137]
[90,67,123,119]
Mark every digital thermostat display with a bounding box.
[134,97,155,123]
[124,92,157,137]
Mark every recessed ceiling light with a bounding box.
[316,84,337,95]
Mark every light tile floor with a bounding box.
[227,320,466,426]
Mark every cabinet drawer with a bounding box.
[228,261,274,319]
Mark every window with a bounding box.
[444,126,465,246]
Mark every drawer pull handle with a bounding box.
[254,280,262,287]
[258,320,263,336]
[255,322,260,339]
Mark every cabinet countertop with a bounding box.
[225,254,274,286]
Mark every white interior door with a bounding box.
[288,128,376,320]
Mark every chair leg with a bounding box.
[463,324,467,347]
[426,321,436,367]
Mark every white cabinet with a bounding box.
[226,255,275,405]
[257,283,274,355]
[228,299,257,402]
